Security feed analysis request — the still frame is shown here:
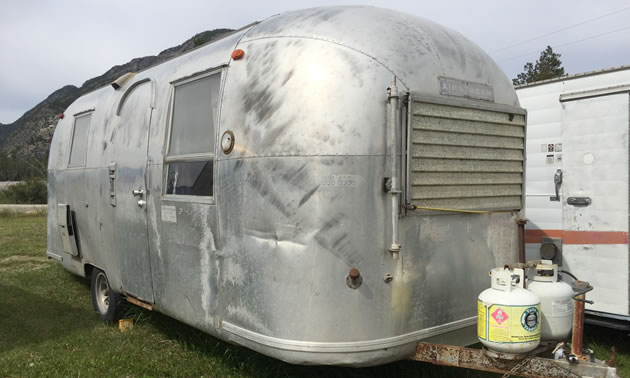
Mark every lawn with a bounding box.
[0,214,627,377]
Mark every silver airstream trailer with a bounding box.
[47,6,525,366]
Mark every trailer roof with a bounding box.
[515,65,630,89]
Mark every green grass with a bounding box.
[0,190,10,204]
[0,215,627,377]
[0,207,47,218]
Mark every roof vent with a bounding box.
[111,72,136,90]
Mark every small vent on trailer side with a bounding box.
[407,98,526,212]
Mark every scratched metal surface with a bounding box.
[47,6,522,366]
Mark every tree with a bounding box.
[0,153,47,181]
[513,46,566,85]
[193,36,206,47]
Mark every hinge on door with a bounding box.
[109,163,117,207]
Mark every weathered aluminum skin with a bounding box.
[47,6,522,366]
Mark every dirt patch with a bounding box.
[0,255,50,273]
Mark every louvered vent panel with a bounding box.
[409,102,525,211]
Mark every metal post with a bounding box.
[517,219,527,263]
[387,77,401,255]
[571,292,586,357]
[569,279,593,358]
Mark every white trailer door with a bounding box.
[561,92,629,316]
[112,79,154,303]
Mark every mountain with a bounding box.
[0,122,18,144]
[0,28,234,165]
[0,85,80,161]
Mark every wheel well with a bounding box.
[84,263,95,278]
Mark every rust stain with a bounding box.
[572,293,585,357]
[412,343,587,377]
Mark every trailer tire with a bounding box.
[90,268,122,323]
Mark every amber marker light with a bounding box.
[231,49,245,60]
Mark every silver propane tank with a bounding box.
[527,260,574,342]
[478,267,541,354]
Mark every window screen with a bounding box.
[69,113,92,167]
[165,72,221,198]
[169,74,221,156]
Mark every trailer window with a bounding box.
[165,161,213,196]
[165,72,221,198]
[68,112,92,167]
[169,74,220,156]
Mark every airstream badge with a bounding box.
[439,77,494,101]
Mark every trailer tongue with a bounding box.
[412,343,618,378]
[412,261,618,378]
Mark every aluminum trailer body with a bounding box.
[518,66,630,326]
[47,6,525,366]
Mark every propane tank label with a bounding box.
[478,300,541,343]
[552,299,572,316]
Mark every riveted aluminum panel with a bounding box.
[412,184,522,199]
[241,6,519,108]
[412,196,522,210]
[409,100,525,211]
[411,130,524,149]
[413,116,525,137]
[112,80,153,303]
[411,145,524,161]
[412,102,525,124]
[412,172,523,185]
[411,158,523,173]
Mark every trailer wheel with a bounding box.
[90,268,122,323]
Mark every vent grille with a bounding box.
[409,101,525,211]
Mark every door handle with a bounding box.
[132,189,144,197]
[567,197,591,207]
[550,169,562,202]
[137,200,147,208]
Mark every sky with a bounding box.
[1,0,629,124]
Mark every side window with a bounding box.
[68,112,92,167]
[165,72,221,197]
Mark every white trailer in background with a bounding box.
[518,65,630,327]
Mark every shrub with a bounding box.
[0,179,47,204]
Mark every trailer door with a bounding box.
[560,91,630,316]
[111,79,155,303]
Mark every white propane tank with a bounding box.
[478,267,541,354]
[527,260,574,342]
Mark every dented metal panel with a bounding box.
[113,80,154,303]
[409,99,525,211]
